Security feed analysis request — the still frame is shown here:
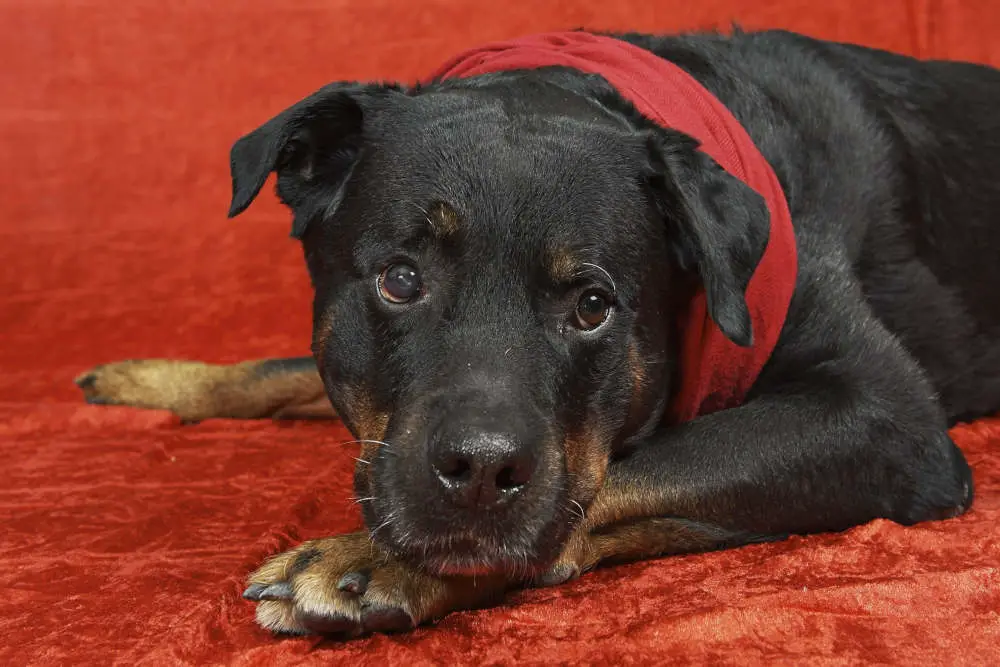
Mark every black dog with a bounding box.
[76,28,996,637]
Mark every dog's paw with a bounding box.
[74,359,230,422]
[529,530,592,588]
[244,532,508,637]
[76,360,192,408]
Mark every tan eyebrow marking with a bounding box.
[547,246,580,282]
[420,201,462,238]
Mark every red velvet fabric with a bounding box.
[431,31,797,422]
[2,1,999,665]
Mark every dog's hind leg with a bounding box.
[74,356,334,422]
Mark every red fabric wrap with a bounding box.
[429,32,798,422]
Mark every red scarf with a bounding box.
[428,32,797,423]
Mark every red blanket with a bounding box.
[3,1,999,665]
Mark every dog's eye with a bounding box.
[574,290,612,330]
[378,263,422,304]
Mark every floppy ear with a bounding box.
[645,129,771,347]
[227,82,400,238]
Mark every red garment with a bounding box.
[430,32,798,422]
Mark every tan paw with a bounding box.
[530,529,594,588]
[243,532,509,637]
[74,359,225,421]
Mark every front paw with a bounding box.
[529,529,593,588]
[244,532,508,637]
[74,359,213,420]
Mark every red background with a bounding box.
[2,1,999,664]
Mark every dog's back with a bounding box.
[622,29,1000,422]
[830,41,1000,421]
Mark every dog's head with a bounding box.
[229,69,768,577]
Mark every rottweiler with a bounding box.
[76,29,998,637]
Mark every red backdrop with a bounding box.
[2,1,999,664]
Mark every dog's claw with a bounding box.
[74,373,96,389]
[259,582,294,601]
[336,571,369,595]
[243,581,293,601]
[243,583,268,600]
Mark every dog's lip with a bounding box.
[421,551,548,578]
[376,524,543,576]
[430,560,510,577]
[387,530,560,578]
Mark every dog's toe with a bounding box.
[336,571,369,595]
[531,561,581,588]
[360,606,413,633]
[296,604,413,636]
[74,372,97,389]
[296,610,359,637]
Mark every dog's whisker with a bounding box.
[570,499,587,521]
[339,438,394,449]
[353,457,371,465]
[577,262,617,294]
[352,496,377,504]
[368,513,396,558]
[412,202,436,232]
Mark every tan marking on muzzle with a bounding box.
[312,305,337,370]
[628,342,647,399]
[342,387,389,444]
[562,427,610,509]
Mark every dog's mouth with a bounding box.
[390,529,571,578]
[353,416,582,578]
[422,541,542,578]
[368,499,578,579]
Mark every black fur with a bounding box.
[227,29,990,576]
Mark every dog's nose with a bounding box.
[430,429,536,509]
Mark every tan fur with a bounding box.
[562,428,610,507]
[248,532,509,634]
[627,342,647,398]
[312,305,337,368]
[75,359,332,422]
[339,387,389,443]
[429,201,462,238]
[587,518,725,565]
[539,483,710,585]
[546,246,579,283]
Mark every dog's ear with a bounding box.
[645,129,771,347]
[227,82,400,238]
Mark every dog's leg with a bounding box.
[74,357,334,422]
[242,322,971,637]
[537,307,976,585]
[241,299,974,637]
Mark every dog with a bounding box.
[75,28,998,637]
